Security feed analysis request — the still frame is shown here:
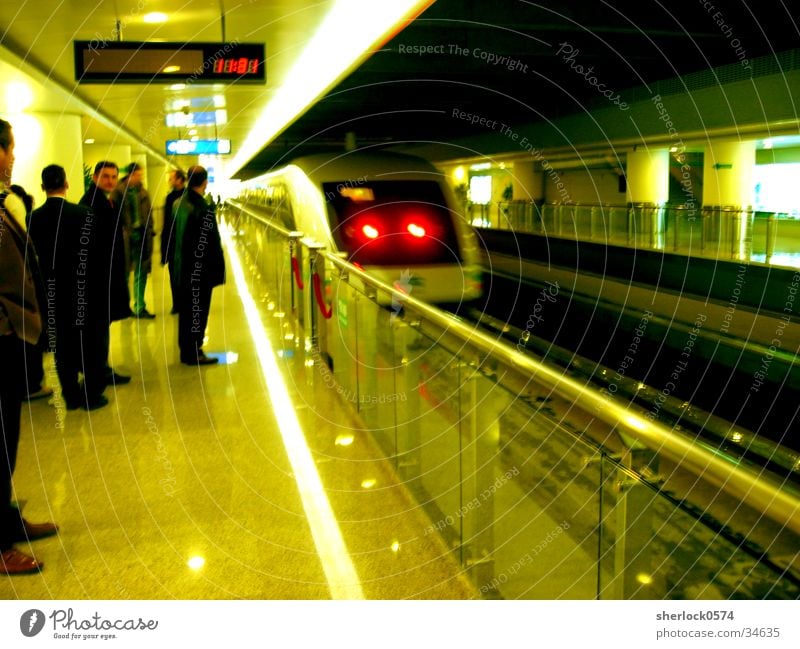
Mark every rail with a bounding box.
[228,198,800,598]
[468,201,800,268]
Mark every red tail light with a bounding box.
[407,223,426,238]
[362,224,379,239]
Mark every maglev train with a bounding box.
[237,151,483,303]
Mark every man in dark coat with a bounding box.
[80,161,132,387]
[173,166,225,365]
[161,168,186,314]
[29,165,107,410]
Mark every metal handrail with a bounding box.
[229,199,800,536]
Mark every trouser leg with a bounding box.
[0,337,25,551]
[80,324,107,401]
[23,342,44,394]
[133,260,148,313]
[54,328,80,405]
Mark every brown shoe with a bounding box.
[15,519,59,542]
[0,548,43,575]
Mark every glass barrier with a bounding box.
[227,200,800,599]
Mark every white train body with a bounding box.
[239,151,483,304]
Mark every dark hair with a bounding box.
[94,160,118,174]
[41,164,67,191]
[126,162,142,174]
[9,184,33,218]
[173,169,186,182]
[0,118,11,152]
[187,166,208,189]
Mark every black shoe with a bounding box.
[83,395,109,411]
[134,309,156,319]
[181,352,219,366]
[107,372,131,385]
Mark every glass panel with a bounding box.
[393,327,463,551]
[598,456,800,599]
[463,371,602,599]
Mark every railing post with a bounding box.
[303,241,324,348]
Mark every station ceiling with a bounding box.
[1,1,798,181]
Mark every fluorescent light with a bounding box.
[84,138,95,144]
[143,12,168,23]
[228,0,434,175]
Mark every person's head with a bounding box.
[126,162,144,187]
[41,164,68,195]
[169,168,186,191]
[186,166,208,194]
[0,118,15,185]
[93,161,119,193]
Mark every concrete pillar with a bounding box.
[626,147,669,204]
[9,112,84,206]
[702,139,756,208]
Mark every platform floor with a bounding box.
[1,234,475,600]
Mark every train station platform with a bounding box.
[0,228,475,600]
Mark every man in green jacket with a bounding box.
[173,166,225,365]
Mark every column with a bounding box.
[702,139,756,259]
[626,148,669,246]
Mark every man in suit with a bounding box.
[0,119,59,575]
[80,161,131,386]
[173,166,225,365]
[29,165,108,410]
[161,168,186,315]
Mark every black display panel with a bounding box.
[74,41,265,84]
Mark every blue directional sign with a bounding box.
[166,139,231,155]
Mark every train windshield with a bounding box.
[324,180,461,266]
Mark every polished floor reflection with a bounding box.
[1,256,474,599]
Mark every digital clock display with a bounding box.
[74,41,265,84]
[213,58,259,75]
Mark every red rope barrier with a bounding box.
[312,272,333,319]
[291,256,304,289]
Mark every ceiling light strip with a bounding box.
[228,0,434,176]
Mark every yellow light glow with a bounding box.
[335,434,354,447]
[144,12,168,23]
[390,540,400,553]
[731,431,744,443]
[452,166,466,183]
[624,415,648,431]
[5,81,34,113]
[636,572,653,585]
[169,83,186,91]
[162,65,181,74]
[84,138,95,144]
[221,224,363,599]
[361,478,377,489]
[228,0,434,175]
[187,556,205,570]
